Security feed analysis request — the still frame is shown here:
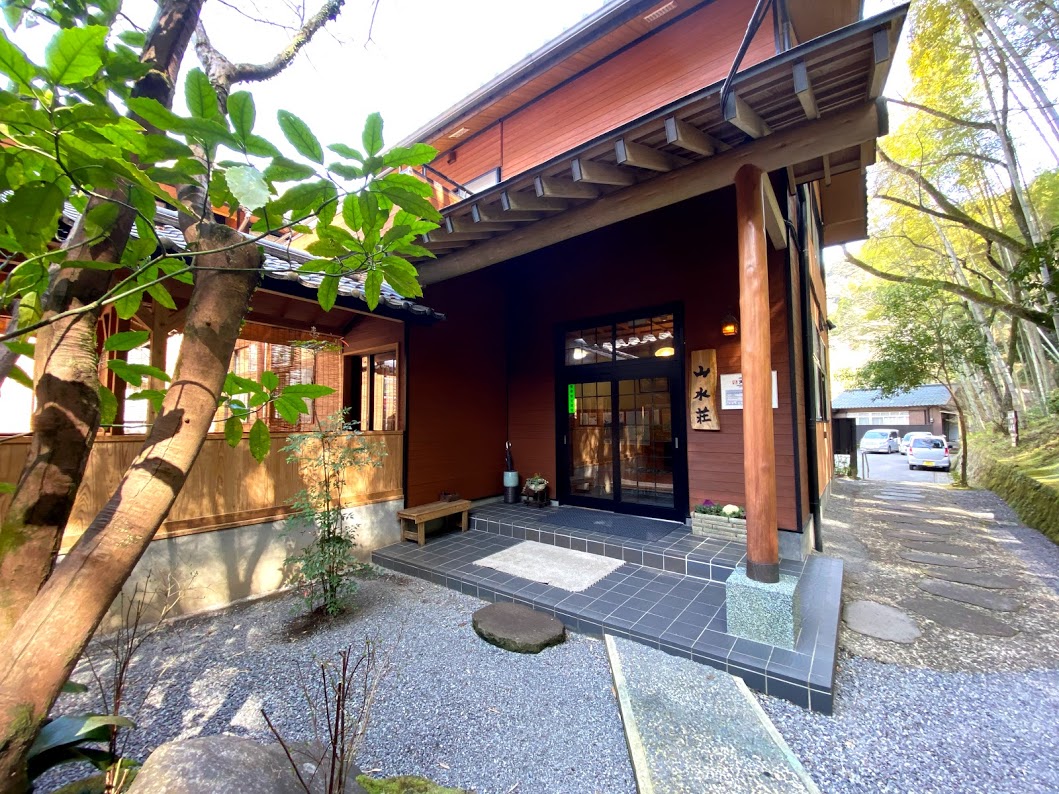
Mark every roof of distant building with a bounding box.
[832,384,953,410]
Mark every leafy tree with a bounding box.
[0,1,440,787]
[853,283,990,486]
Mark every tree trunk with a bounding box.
[0,0,203,642]
[0,224,259,792]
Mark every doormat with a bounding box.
[473,542,624,592]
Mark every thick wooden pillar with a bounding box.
[736,164,779,583]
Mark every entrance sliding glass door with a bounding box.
[558,309,687,521]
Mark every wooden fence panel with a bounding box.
[0,431,403,551]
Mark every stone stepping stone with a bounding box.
[890,521,954,534]
[843,600,921,643]
[899,551,980,569]
[900,541,978,557]
[902,596,1019,637]
[924,567,1022,590]
[472,602,565,653]
[916,578,1020,612]
[893,533,949,544]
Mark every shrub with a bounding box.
[283,412,383,616]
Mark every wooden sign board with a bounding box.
[689,349,720,431]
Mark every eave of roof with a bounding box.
[59,204,445,323]
[411,3,908,284]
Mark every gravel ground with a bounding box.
[39,478,1059,794]
[757,478,1059,793]
[42,574,635,794]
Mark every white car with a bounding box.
[859,428,899,454]
[899,431,934,455]
[908,436,951,471]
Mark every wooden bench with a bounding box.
[397,499,472,546]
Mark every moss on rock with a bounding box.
[969,432,1059,545]
[356,774,468,794]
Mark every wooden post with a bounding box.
[146,306,169,427]
[735,164,780,584]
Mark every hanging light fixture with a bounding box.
[721,313,739,337]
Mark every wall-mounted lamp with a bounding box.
[654,346,675,357]
[721,313,739,337]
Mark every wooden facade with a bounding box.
[406,188,809,532]
[0,431,403,553]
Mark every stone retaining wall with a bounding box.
[968,446,1059,545]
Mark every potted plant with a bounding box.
[522,473,549,508]
[691,499,746,539]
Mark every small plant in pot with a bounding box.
[522,473,549,507]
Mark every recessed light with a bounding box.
[448,127,470,139]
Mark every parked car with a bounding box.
[899,431,934,455]
[859,428,900,454]
[908,436,951,471]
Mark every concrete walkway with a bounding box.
[605,635,820,793]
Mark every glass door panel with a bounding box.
[618,378,674,508]
[568,381,613,499]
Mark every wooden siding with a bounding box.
[440,124,503,188]
[429,0,776,187]
[405,267,509,506]
[502,188,799,529]
[0,431,403,552]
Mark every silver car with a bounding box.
[859,428,899,454]
[908,436,951,471]
[899,431,933,455]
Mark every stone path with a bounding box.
[841,481,1031,646]
[605,636,820,793]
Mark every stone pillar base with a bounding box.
[725,566,802,650]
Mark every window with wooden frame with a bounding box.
[344,349,399,431]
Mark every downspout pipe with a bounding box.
[719,0,776,117]
[798,185,824,552]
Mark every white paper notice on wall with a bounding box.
[719,371,778,410]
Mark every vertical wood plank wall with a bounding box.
[405,267,509,506]
[406,188,803,530]
[0,431,403,552]
[433,0,777,186]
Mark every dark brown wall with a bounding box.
[405,268,509,506]
[406,189,802,529]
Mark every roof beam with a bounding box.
[762,173,787,250]
[424,229,495,243]
[868,28,891,99]
[534,175,599,200]
[445,216,516,234]
[664,117,721,157]
[615,139,689,172]
[860,140,876,169]
[501,190,568,212]
[723,93,771,138]
[792,60,819,120]
[572,157,636,186]
[472,203,542,223]
[421,101,883,284]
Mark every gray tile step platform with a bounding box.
[372,529,842,713]
[470,502,805,584]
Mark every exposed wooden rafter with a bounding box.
[445,216,515,234]
[664,116,721,157]
[792,60,818,120]
[761,173,787,250]
[615,139,689,172]
[868,27,891,99]
[534,175,600,200]
[723,93,771,138]
[571,157,636,186]
[501,190,568,212]
[860,140,877,169]
[471,203,541,223]
[420,102,882,283]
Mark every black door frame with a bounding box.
[555,303,688,522]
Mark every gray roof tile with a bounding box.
[832,384,953,410]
